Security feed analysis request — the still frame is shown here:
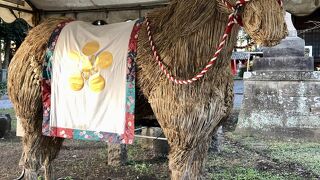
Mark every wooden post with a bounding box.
[246,53,250,72]
[0,38,11,82]
[0,39,3,82]
[232,59,237,75]
[107,144,127,166]
[4,38,10,69]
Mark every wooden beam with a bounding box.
[9,9,18,19]
[0,40,3,70]
[24,0,37,11]
[24,0,40,25]
[0,3,33,13]
[3,0,25,6]
[43,3,168,14]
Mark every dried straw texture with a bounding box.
[137,0,239,179]
[137,0,286,178]
[242,0,288,46]
[8,17,71,179]
[6,0,287,179]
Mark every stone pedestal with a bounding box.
[0,114,11,138]
[237,37,320,138]
[209,126,224,153]
[139,127,169,157]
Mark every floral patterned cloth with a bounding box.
[42,19,143,144]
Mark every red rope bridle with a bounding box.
[145,0,283,85]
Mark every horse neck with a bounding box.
[148,0,239,79]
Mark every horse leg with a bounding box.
[169,140,211,180]
[44,158,54,180]
[144,90,226,179]
[210,80,234,152]
[20,117,63,180]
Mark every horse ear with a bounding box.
[215,0,233,14]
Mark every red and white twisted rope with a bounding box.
[146,0,283,85]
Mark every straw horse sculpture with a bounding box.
[8,0,287,179]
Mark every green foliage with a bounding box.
[133,162,151,174]
[237,29,251,46]
[127,142,141,159]
[64,176,74,180]
[38,176,73,180]
[0,18,31,46]
[208,167,289,180]
[207,133,320,179]
[269,142,320,175]
[127,160,152,174]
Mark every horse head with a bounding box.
[240,0,288,46]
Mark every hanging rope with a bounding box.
[146,0,283,85]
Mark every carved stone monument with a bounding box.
[237,13,320,138]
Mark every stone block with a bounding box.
[0,114,11,138]
[244,72,300,81]
[253,56,314,72]
[244,71,320,81]
[139,127,169,157]
[238,78,320,133]
[310,107,320,115]
[210,126,224,153]
[279,82,314,96]
[286,116,320,128]
[301,71,320,80]
[238,34,320,138]
[262,37,305,57]
[243,82,254,94]
[235,127,320,141]
[238,110,284,130]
